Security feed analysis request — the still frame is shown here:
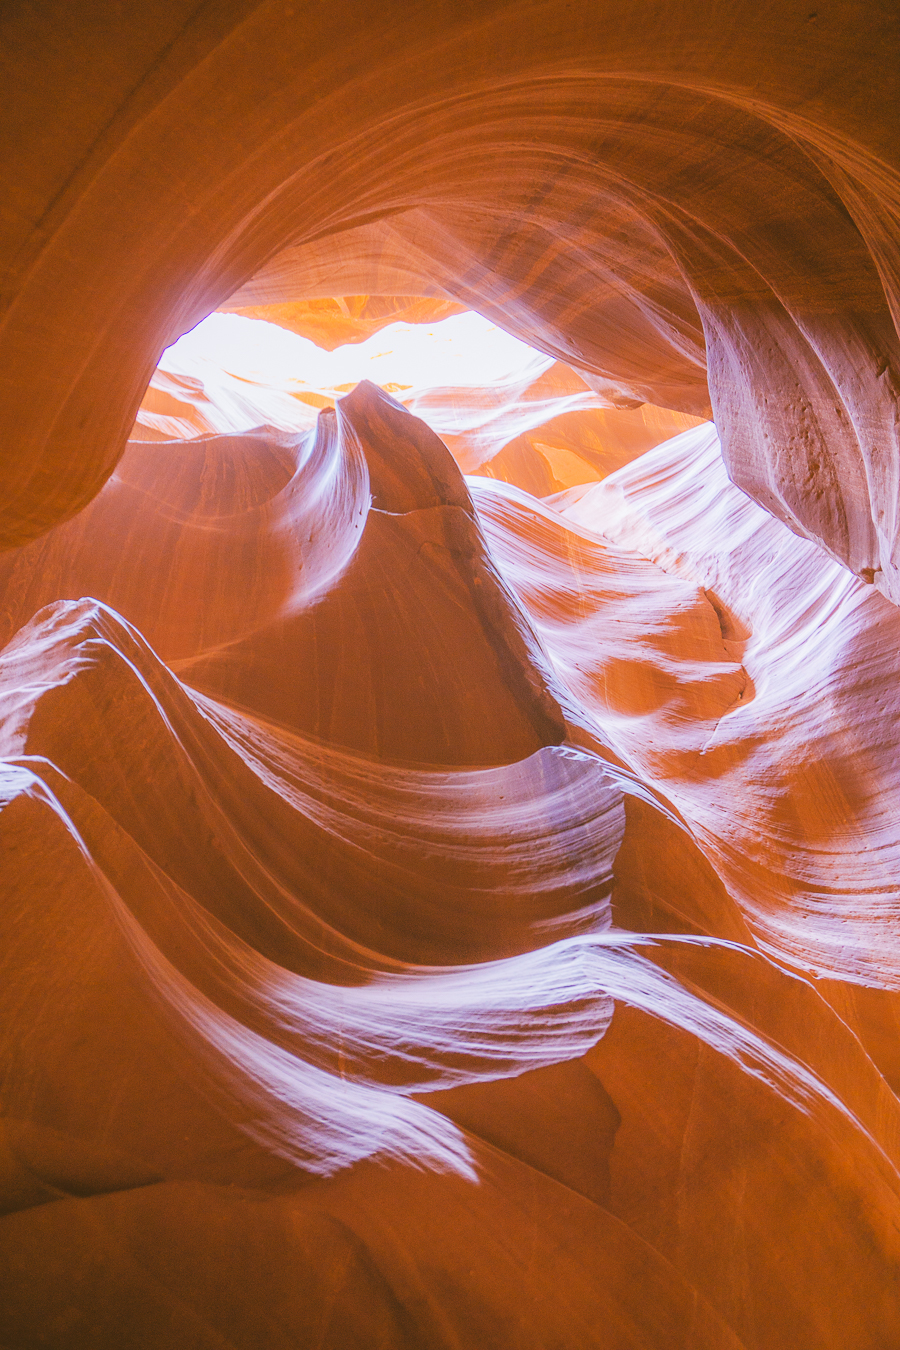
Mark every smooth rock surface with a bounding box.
[2,4,900,1344]
[1,0,900,598]
[2,385,900,1346]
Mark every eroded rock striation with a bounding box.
[1,0,900,597]
[2,3,900,1345]
[0,381,899,1346]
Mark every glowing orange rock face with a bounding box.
[2,2,900,1344]
[1,0,899,595]
[228,295,467,349]
[2,376,900,1347]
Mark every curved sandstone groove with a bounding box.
[3,383,900,1345]
[477,422,900,988]
[1,0,899,609]
[3,5,900,1336]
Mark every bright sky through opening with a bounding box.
[144,307,609,467]
[169,310,546,390]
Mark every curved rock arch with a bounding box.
[2,0,899,594]
[4,9,900,1344]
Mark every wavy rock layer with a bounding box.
[476,423,900,990]
[1,0,900,611]
[2,387,900,1346]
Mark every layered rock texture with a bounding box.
[2,2,900,1347]
[2,0,900,591]
[2,368,900,1347]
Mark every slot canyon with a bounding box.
[2,2,900,1345]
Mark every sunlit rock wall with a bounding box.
[1,0,899,595]
[1,369,900,1346]
[2,2,900,1346]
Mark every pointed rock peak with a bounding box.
[337,381,471,516]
